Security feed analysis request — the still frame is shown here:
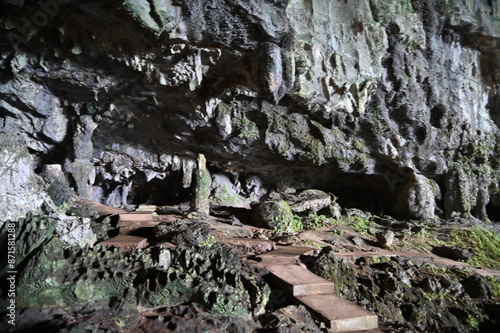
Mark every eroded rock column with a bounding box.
[66,115,97,199]
[191,154,211,216]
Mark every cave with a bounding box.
[486,200,500,222]
[126,172,192,206]
[1,0,499,332]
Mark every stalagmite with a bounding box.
[191,153,211,216]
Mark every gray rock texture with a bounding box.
[0,133,52,222]
[0,0,499,221]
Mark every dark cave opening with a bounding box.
[329,172,396,217]
[486,200,500,222]
[127,171,192,206]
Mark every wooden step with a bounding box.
[117,213,179,235]
[100,235,148,252]
[118,212,154,222]
[258,245,314,265]
[296,294,378,332]
[137,205,157,212]
[267,265,335,296]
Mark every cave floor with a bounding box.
[67,197,500,332]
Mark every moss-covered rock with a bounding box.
[252,200,303,233]
[6,233,270,330]
[311,249,499,332]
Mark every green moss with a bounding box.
[344,215,378,236]
[396,228,434,252]
[235,112,259,141]
[213,184,238,204]
[446,227,500,269]
[304,213,343,230]
[484,276,500,299]
[467,314,481,331]
[272,202,303,234]
[301,240,323,249]
[199,234,217,248]
[315,257,358,299]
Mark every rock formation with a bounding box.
[0,0,498,222]
[0,0,499,332]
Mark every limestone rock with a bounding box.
[56,216,97,249]
[0,214,57,277]
[0,0,498,222]
[153,220,211,246]
[268,305,321,333]
[11,239,270,328]
[0,132,51,222]
[40,164,72,206]
[41,102,67,143]
[252,200,301,232]
[392,173,437,220]
[287,189,332,214]
[191,154,211,216]
[375,230,395,249]
[432,245,475,261]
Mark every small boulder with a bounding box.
[461,275,492,299]
[252,200,301,232]
[40,164,72,206]
[288,189,332,214]
[432,245,475,261]
[376,230,395,248]
[350,235,366,246]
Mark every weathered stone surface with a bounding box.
[0,214,57,277]
[41,101,67,143]
[219,237,276,254]
[0,133,51,222]
[432,245,475,261]
[266,305,322,333]
[287,189,332,214]
[252,200,301,232]
[153,220,210,246]
[0,0,498,222]
[40,164,72,206]
[312,248,499,332]
[375,230,395,249]
[1,1,500,330]
[205,219,254,238]
[191,154,211,216]
[56,216,97,248]
[4,239,270,330]
[211,173,267,208]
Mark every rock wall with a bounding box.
[0,0,499,221]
